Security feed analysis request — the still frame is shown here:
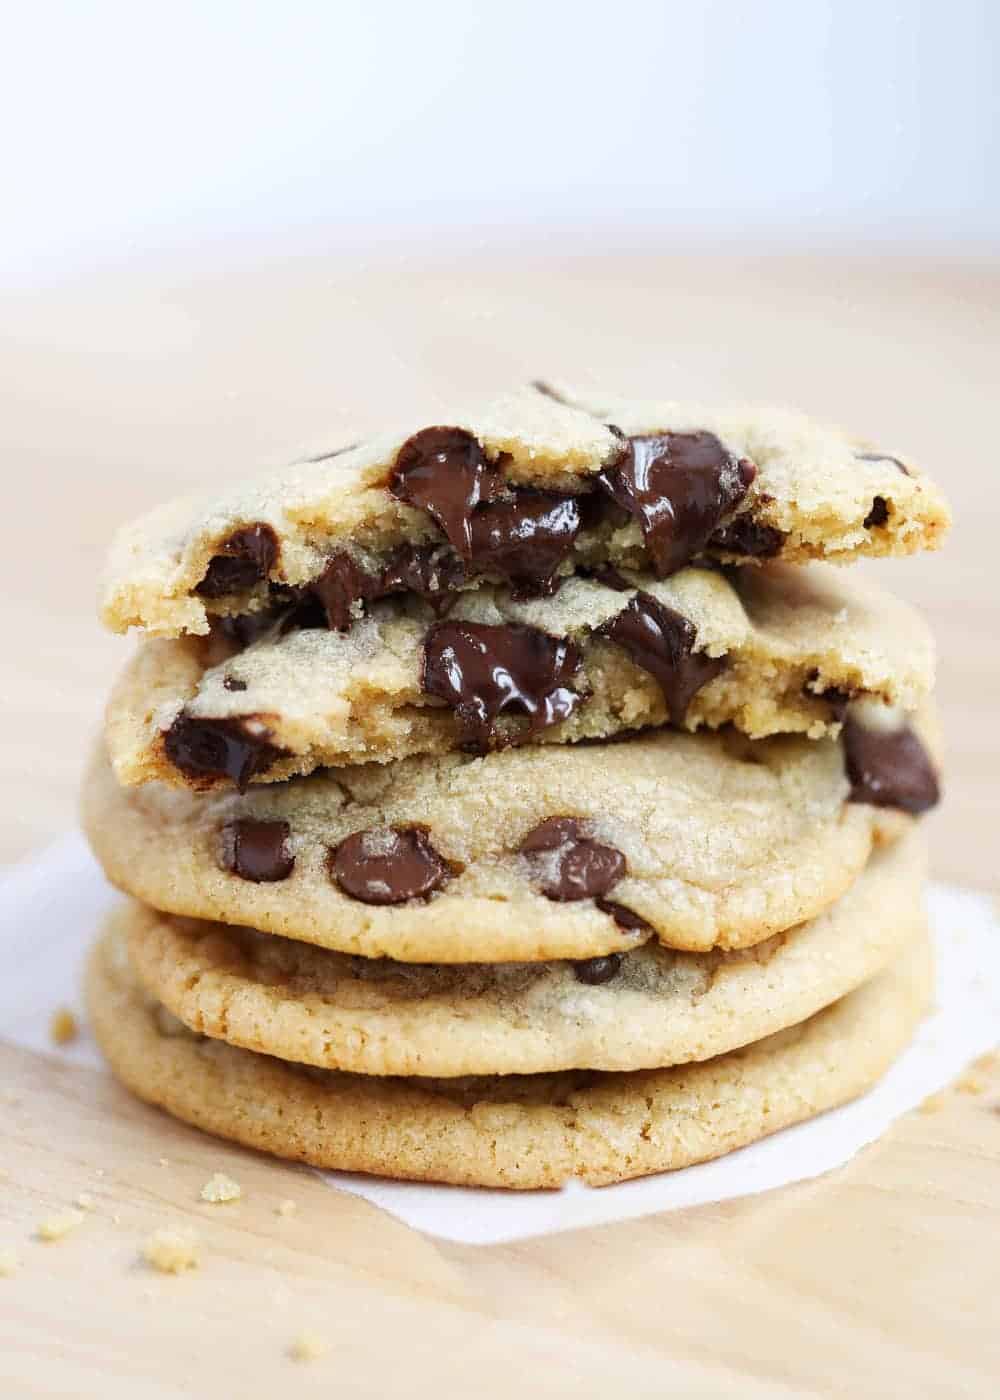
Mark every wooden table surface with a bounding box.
[1,251,998,1396]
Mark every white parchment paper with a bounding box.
[1,833,997,1245]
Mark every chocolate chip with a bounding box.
[330,826,450,904]
[572,954,623,985]
[222,675,248,692]
[468,491,582,596]
[843,719,940,814]
[164,714,285,791]
[389,426,504,558]
[520,817,626,901]
[595,898,653,933]
[378,544,466,611]
[309,553,379,631]
[422,621,583,751]
[220,819,294,881]
[709,516,786,558]
[195,524,279,598]
[598,591,726,725]
[598,432,755,577]
[863,496,890,529]
[855,451,910,477]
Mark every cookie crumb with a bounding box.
[158,1158,170,1168]
[200,1172,241,1204]
[142,1228,200,1275]
[0,1247,18,1277]
[37,1209,86,1242]
[276,1198,297,1218]
[49,1007,79,1046]
[75,1192,97,1212]
[289,1330,327,1363]
[956,1073,985,1095]
[919,1092,947,1114]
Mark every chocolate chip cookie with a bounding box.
[85,919,933,1189]
[99,386,949,641]
[104,562,934,790]
[83,710,938,962]
[119,830,925,1077]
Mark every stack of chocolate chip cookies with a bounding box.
[83,384,950,1188]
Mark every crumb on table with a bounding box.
[289,1330,328,1362]
[75,1192,97,1212]
[49,1007,79,1046]
[142,1228,200,1275]
[37,1209,86,1242]
[0,1247,18,1277]
[276,1199,297,1218]
[200,1172,241,1204]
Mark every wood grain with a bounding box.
[1,251,997,1395]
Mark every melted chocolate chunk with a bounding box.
[595,898,653,933]
[389,426,503,558]
[379,544,466,611]
[863,496,890,529]
[309,553,379,631]
[164,714,285,791]
[195,524,279,598]
[468,491,582,596]
[843,719,940,814]
[598,432,755,577]
[573,954,623,985]
[220,819,294,882]
[855,451,910,477]
[222,675,248,692]
[598,592,727,726]
[331,826,450,904]
[520,817,626,901]
[709,516,786,558]
[422,621,583,750]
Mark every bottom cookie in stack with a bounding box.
[85,833,931,1189]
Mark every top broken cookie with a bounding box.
[100,384,950,639]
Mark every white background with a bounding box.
[2,0,998,287]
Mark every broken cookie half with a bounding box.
[99,385,950,640]
[104,561,934,791]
